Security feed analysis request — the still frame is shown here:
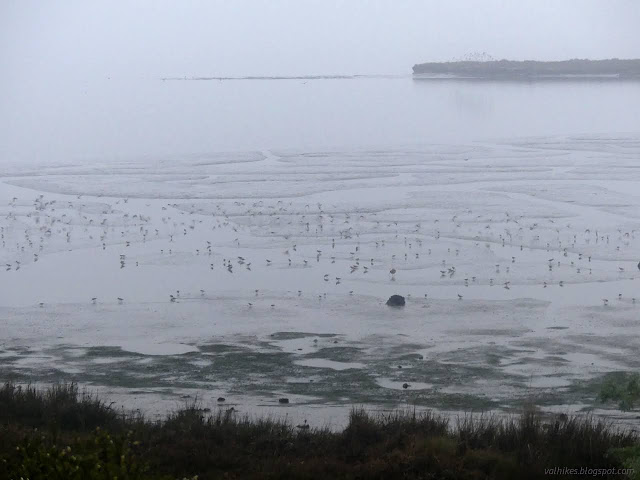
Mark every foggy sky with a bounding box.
[1,1,640,165]
[3,0,640,79]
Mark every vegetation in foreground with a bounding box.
[0,382,639,479]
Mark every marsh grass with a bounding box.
[0,382,638,479]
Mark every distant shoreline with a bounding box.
[412,58,640,79]
[160,74,405,81]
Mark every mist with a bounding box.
[3,0,640,80]
[2,2,640,451]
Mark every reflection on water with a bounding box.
[2,76,640,424]
[2,76,640,165]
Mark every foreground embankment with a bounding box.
[1,383,638,479]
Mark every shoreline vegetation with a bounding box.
[412,58,640,79]
[1,383,639,479]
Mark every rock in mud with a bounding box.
[386,295,406,307]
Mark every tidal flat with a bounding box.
[1,135,640,428]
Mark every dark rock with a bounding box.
[279,398,289,404]
[217,397,225,402]
[386,295,406,307]
[402,383,409,389]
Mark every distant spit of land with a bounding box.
[412,58,640,79]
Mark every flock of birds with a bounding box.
[1,191,639,309]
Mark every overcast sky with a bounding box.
[3,0,640,78]
[2,1,640,164]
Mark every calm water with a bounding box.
[3,75,640,424]
[2,75,640,165]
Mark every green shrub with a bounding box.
[600,373,640,411]
[609,445,640,480]
[0,428,154,480]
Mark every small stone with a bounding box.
[217,397,225,402]
[386,295,406,307]
[279,398,289,404]
[402,383,409,389]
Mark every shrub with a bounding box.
[600,373,640,411]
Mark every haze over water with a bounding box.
[3,0,640,428]
[3,75,640,165]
